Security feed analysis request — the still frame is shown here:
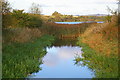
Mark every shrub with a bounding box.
[28,14,42,28]
[2,13,13,28]
[12,10,30,27]
[105,15,112,22]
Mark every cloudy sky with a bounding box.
[8,0,118,15]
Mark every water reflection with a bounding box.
[28,38,119,78]
[29,46,94,78]
[53,38,78,46]
[55,21,104,24]
[43,46,83,67]
[28,39,95,78]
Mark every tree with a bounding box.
[107,6,118,15]
[52,11,63,21]
[52,11,62,16]
[12,10,30,27]
[29,3,41,14]
[28,14,43,28]
[1,0,11,14]
[2,0,12,28]
[105,15,112,22]
[106,6,118,23]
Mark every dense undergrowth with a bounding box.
[2,35,54,78]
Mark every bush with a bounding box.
[3,10,43,28]
[105,15,112,22]
[2,13,13,28]
[12,10,30,27]
[28,14,42,28]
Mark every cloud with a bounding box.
[8,0,118,15]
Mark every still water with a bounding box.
[55,21,104,24]
[28,39,95,78]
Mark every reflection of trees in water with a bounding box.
[74,46,119,78]
[53,38,78,47]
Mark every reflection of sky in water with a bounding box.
[43,46,83,66]
[55,21,104,24]
[29,46,94,78]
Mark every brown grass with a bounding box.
[3,22,94,43]
[80,15,118,55]
[3,28,42,43]
[41,22,96,38]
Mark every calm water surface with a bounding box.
[28,39,95,78]
[55,21,104,24]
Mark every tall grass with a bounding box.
[76,15,119,78]
[3,28,43,43]
[79,15,118,55]
[41,22,96,38]
[75,40,118,78]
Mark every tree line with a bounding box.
[2,0,43,28]
[46,11,106,22]
[1,0,117,28]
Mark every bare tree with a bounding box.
[118,0,120,14]
[29,3,41,15]
[1,0,12,14]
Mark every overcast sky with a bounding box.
[8,0,118,15]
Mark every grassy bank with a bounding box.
[2,35,54,78]
[76,39,118,78]
[75,15,119,78]
[79,15,118,55]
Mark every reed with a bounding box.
[78,15,118,55]
[41,22,96,38]
[3,27,43,43]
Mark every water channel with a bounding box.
[28,39,95,78]
[28,21,118,78]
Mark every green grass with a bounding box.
[2,35,54,78]
[75,38,119,78]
